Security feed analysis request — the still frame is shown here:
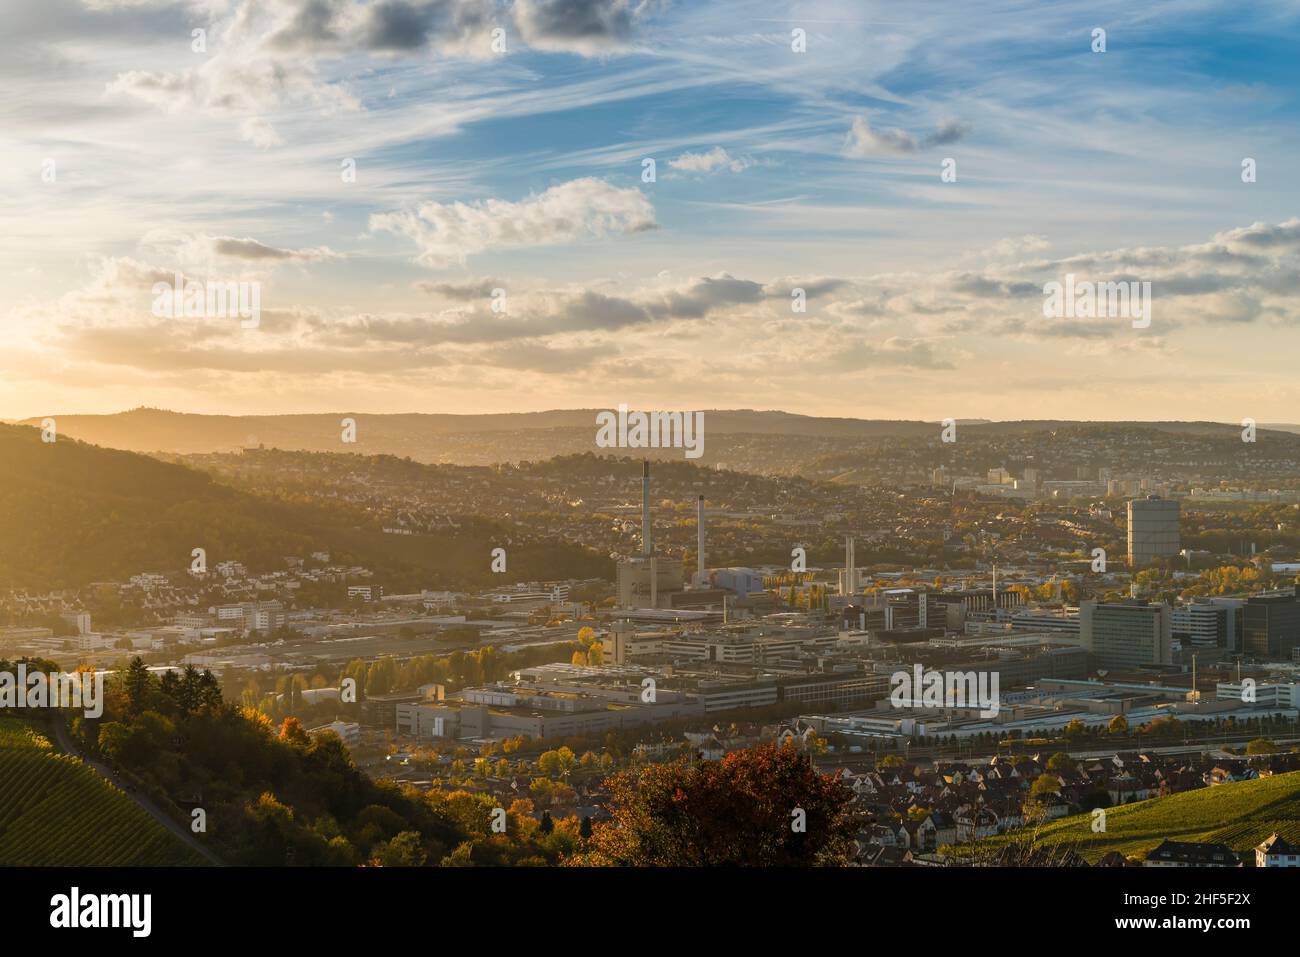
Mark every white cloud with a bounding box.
[985,235,1051,260]
[239,116,284,148]
[844,116,919,156]
[370,177,657,266]
[668,146,752,175]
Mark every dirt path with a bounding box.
[50,718,224,866]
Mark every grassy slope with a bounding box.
[0,717,204,866]
[967,770,1300,863]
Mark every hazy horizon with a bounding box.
[9,405,1300,429]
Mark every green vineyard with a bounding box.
[966,769,1300,863]
[0,718,205,866]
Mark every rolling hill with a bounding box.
[965,771,1300,863]
[0,422,610,590]
[12,408,1278,468]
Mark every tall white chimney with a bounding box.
[696,495,705,582]
[842,535,855,596]
[641,460,652,557]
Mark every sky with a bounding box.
[1,0,1299,422]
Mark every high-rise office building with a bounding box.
[1127,495,1180,567]
[1243,588,1300,661]
[1080,600,1172,669]
[1172,600,1239,650]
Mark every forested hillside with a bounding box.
[0,424,610,590]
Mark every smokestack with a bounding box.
[641,460,652,557]
[696,495,705,582]
[842,535,855,597]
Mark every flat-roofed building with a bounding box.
[1080,600,1172,669]
[1172,600,1238,650]
[1243,590,1300,661]
[1127,496,1180,567]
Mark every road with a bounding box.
[50,718,224,866]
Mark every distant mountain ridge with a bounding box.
[11,408,1272,465]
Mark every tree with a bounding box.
[440,842,475,867]
[365,658,397,696]
[580,743,859,866]
[279,716,310,748]
[1046,752,1076,774]
[1107,714,1129,735]
[538,747,577,779]
[538,810,554,835]
[374,831,428,867]
[478,645,498,682]
[121,656,154,715]
[1246,738,1278,755]
[177,664,203,715]
[1146,715,1181,740]
[1030,774,1061,799]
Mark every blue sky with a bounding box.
[2,0,1299,421]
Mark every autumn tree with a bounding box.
[279,716,310,747]
[1029,774,1061,799]
[1046,752,1076,774]
[581,743,859,866]
[373,831,428,867]
[537,747,577,778]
